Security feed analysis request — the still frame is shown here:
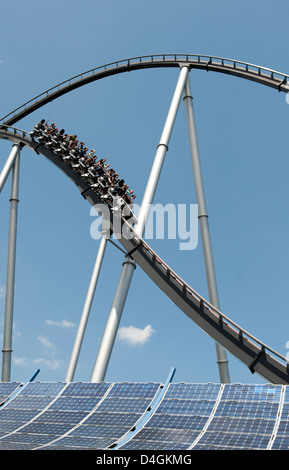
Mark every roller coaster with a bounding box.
[0,54,289,386]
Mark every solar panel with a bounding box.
[18,382,65,396]
[0,441,36,450]
[84,411,141,427]
[221,383,282,402]
[0,381,288,450]
[120,383,220,450]
[271,387,289,449]
[33,409,88,425]
[164,383,221,400]
[43,435,113,449]
[0,381,110,449]
[0,382,21,405]
[48,396,103,412]
[108,382,160,398]
[0,382,67,444]
[193,431,272,450]
[39,382,161,450]
[61,382,111,397]
[69,424,129,439]
[193,384,282,450]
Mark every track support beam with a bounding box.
[183,76,230,384]
[0,143,21,194]
[65,235,108,382]
[1,145,21,382]
[90,66,189,382]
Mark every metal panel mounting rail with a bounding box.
[0,126,288,384]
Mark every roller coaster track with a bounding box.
[0,53,288,126]
[1,125,289,385]
[1,55,289,384]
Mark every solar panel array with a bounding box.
[0,380,288,450]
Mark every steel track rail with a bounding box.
[1,126,288,384]
[1,54,288,127]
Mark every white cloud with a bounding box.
[33,358,64,370]
[45,319,75,328]
[38,335,56,353]
[118,324,155,346]
[13,356,29,367]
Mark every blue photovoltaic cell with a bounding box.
[0,432,57,445]
[194,384,281,450]
[45,435,113,449]
[33,409,88,424]
[272,436,289,449]
[221,384,282,402]
[2,396,55,410]
[0,382,21,404]
[69,424,129,438]
[271,389,289,449]
[84,411,141,427]
[0,409,37,422]
[0,383,21,393]
[96,397,152,413]
[164,383,221,400]
[0,382,67,443]
[0,422,27,433]
[40,383,160,450]
[205,416,275,435]
[3,381,112,449]
[0,441,35,450]
[13,421,74,436]
[148,414,208,431]
[19,382,66,396]
[61,382,111,397]
[156,398,216,416]
[108,383,160,398]
[214,400,279,419]
[48,396,102,411]
[193,432,271,450]
[120,383,219,450]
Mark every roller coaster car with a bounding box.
[110,196,137,225]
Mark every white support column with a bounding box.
[183,75,230,383]
[1,145,21,382]
[65,235,108,382]
[135,65,190,238]
[0,144,21,194]
[90,66,189,382]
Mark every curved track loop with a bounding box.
[1,54,289,127]
[1,126,289,384]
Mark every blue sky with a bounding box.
[0,0,288,385]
